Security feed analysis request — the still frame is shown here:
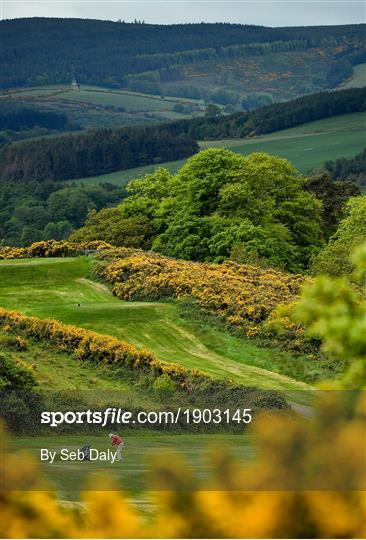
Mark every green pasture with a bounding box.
[75,112,366,186]
[0,257,317,396]
[2,84,201,113]
[74,159,187,187]
[56,89,176,111]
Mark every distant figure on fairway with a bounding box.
[80,443,91,461]
[109,433,124,461]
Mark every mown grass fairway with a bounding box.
[9,433,253,500]
[0,257,315,396]
[75,112,366,186]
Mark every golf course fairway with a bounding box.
[0,257,313,397]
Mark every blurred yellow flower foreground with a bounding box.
[1,392,365,539]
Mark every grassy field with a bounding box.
[1,269,257,502]
[0,84,203,133]
[75,111,366,187]
[0,257,317,395]
[0,331,162,411]
[75,159,187,187]
[1,256,319,501]
[2,84,202,115]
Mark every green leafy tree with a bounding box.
[43,220,72,241]
[20,226,42,245]
[311,197,366,276]
[295,243,366,387]
[204,104,222,118]
[150,150,322,270]
[304,173,360,239]
[47,188,92,227]
[69,208,150,248]
[74,150,323,271]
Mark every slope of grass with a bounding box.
[0,257,316,396]
[2,85,202,120]
[74,158,187,187]
[75,112,366,186]
[56,89,176,112]
[0,330,160,409]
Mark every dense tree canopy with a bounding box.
[0,107,67,131]
[69,207,150,248]
[76,150,324,271]
[304,173,360,239]
[0,180,126,246]
[323,148,366,189]
[165,87,366,140]
[311,196,366,277]
[0,126,198,182]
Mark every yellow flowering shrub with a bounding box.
[0,240,114,260]
[95,249,306,343]
[0,307,186,381]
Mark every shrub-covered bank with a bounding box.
[93,246,318,356]
[0,307,288,419]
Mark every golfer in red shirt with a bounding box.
[109,433,124,461]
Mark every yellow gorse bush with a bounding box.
[96,248,305,338]
[0,240,114,259]
[0,307,288,409]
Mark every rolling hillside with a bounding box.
[0,85,203,132]
[1,317,257,498]
[1,19,365,103]
[0,256,317,396]
[75,111,366,186]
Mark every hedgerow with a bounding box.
[0,240,114,259]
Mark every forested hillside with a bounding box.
[1,19,364,103]
[0,88,363,248]
[164,87,366,139]
[0,125,198,182]
[1,87,363,184]
[324,148,366,188]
